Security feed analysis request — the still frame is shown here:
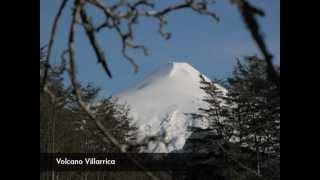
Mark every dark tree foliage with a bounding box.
[227,56,280,157]
[72,98,139,153]
[226,56,280,179]
[40,1,279,179]
[199,75,234,140]
[184,56,280,180]
[40,47,138,153]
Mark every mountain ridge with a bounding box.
[114,61,226,152]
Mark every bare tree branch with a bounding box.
[80,7,113,78]
[41,0,69,91]
[65,1,159,179]
[68,0,123,153]
[44,0,220,83]
[232,0,280,89]
[82,0,219,73]
[144,0,219,39]
[43,0,280,178]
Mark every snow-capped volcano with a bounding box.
[114,62,226,152]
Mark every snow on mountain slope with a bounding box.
[114,62,227,152]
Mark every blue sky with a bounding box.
[40,0,279,97]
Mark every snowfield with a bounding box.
[114,62,226,152]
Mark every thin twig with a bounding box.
[89,0,219,71]
[144,0,219,39]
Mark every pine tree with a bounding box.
[194,74,232,140]
[228,56,279,154]
[225,56,280,178]
[185,56,280,179]
[40,47,138,153]
[76,97,139,153]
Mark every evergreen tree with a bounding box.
[227,56,279,156]
[185,56,280,179]
[226,56,280,177]
[194,74,232,140]
[40,47,138,153]
[73,97,139,153]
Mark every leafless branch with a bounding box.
[144,0,219,39]
[68,0,124,153]
[65,1,159,179]
[44,0,220,83]
[232,0,280,89]
[41,0,69,91]
[80,7,113,78]
[44,1,220,177]
[79,0,219,73]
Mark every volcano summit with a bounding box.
[114,62,226,152]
